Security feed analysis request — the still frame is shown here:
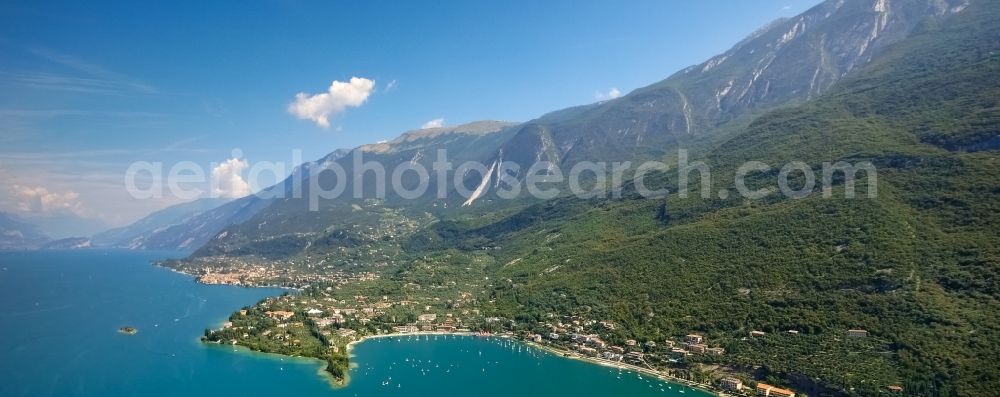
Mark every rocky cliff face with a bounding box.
[486,0,973,170]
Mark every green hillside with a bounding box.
[407,3,999,395]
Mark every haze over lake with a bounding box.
[0,250,708,397]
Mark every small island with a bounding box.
[118,326,138,335]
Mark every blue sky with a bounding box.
[0,0,820,229]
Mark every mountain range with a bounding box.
[96,0,983,256]
[88,0,999,394]
[0,212,50,249]
[176,0,981,258]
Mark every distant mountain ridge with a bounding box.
[358,121,517,154]
[92,198,230,248]
[0,212,49,249]
[100,149,356,252]
[40,237,92,250]
[188,121,519,258]
[133,195,271,251]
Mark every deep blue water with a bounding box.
[0,250,711,397]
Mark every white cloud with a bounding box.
[211,158,251,198]
[594,87,622,101]
[383,79,397,92]
[421,118,445,129]
[288,77,375,128]
[11,184,86,215]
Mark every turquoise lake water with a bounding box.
[0,250,712,397]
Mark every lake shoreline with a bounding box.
[203,341,346,388]
[154,263,302,291]
[343,331,724,396]
[167,259,725,396]
[160,260,722,395]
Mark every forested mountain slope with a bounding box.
[430,3,997,395]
